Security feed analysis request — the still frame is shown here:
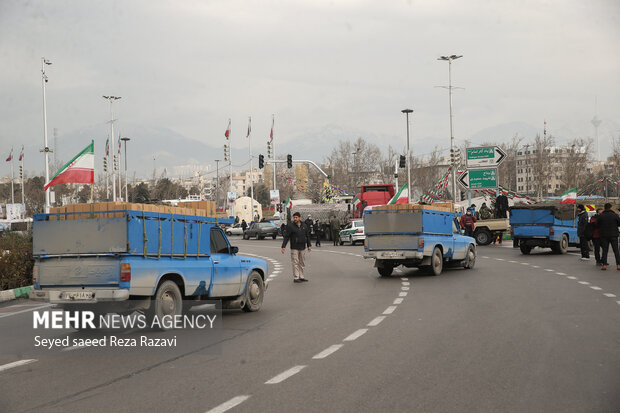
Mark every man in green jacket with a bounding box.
[330,215,341,246]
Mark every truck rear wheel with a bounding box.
[463,245,476,269]
[558,234,569,254]
[242,271,264,312]
[474,229,492,246]
[431,247,443,276]
[378,265,393,277]
[149,280,183,330]
[519,244,532,255]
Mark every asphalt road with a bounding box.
[1,238,619,413]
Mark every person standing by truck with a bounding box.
[577,204,590,261]
[479,202,492,220]
[460,208,477,237]
[282,212,312,282]
[330,215,341,246]
[596,203,620,271]
[590,208,603,266]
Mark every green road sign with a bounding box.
[458,168,498,189]
[465,146,506,168]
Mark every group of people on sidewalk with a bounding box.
[577,203,620,270]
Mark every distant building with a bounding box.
[231,168,263,197]
[233,196,262,222]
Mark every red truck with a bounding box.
[353,184,395,218]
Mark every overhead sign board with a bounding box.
[458,169,498,189]
[466,146,506,168]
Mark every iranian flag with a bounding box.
[352,196,361,209]
[560,187,577,204]
[388,183,409,205]
[284,197,293,209]
[44,141,94,190]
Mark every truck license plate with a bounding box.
[63,291,93,300]
[382,252,402,258]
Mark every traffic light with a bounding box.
[113,155,118,171]
[450,148,461,166]
[258,154,265,169]
[19,165,23,179]
[399,155,406,168]
[287,154,292,168]
[267,141,272,158]
[103,157,108,172]
[223,144,230,161]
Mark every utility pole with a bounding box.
[121,137,130,203]
[438,54,463,202]
[215,159,220,209]
[103,95,121,201]
[247,116,255,221]
[40,57,53,212]
[401,109,413,202]
[524,143,530,196]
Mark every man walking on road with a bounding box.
[590,208,603,265]
[596,203,620,271]
[282,212,312,282]
[330,215,341,246]
[577,204,590,261]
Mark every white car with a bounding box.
[225,223,244,236]
[339,220,365,245]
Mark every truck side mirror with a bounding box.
[230,246,239,254]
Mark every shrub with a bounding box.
[0,230,33,290]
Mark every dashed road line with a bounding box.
[532,265,540,268]
[590,286,602,290]
[545,269,554,272]
[495,258,505,261]
[343,329,368,342]
[401,282,410,286]
[556,272,566,275]
[617,301,620,306]
[578,281,590,285]
[400,277,408,281]
[401,287,410,291]
[393,298,404,305]
[521,262,529,265]
[399,292,408,297]
[567,276,577,279]
[604,293,617,298]
[312,344,343,359]
[265,365,307,384]
[509,260,518,263]
[367,316,386,327]
[482,256,489,259]
[205,395,252,413]
[383,306,397,315]
[0,359,37,373]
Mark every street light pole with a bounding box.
[401,109,413,202]
[438,54,462,202]
[41,57,53,213]
[215,159,220,209]
[121,137,130,202]
[103,95,121,201]
[524,143,530,196]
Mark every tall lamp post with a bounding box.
[102,95,121,201]
[215,159,221,209]
[40,57,53,212]
[121,137,130,202]
[401,109,413,202]
[438,54,463,202]
[524,143,530,196]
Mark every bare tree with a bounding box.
[531,133,555,198]
[325,137,382,194]
[411,147,447,200]
[558,138,592,193]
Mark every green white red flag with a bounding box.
[560,187,577,204]
[388,183,409,205]
[285,197,293,209]
[353,196,361,208]
[45,141,94,190]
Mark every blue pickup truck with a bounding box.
[510,205,579,255]
[29,209,268,318]
[363,205,476,276]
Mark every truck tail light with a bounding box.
[120,263,131,282]
[549,227,554,236]
[356,229,363,234]
[510,228,514,236]
[418,238,425,249]
[32,265,38,283]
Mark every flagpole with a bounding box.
[271,115,276,195]
[10,147,15,204]
[117,134,122,201]
[248,116,255,222]
[20,148,24,206]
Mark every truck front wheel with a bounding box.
[242,271,264,312]
[378,265,393,277]
[431,247,443,276]
[149,280,183,330]
[463,245,476,269]
[474,229,492,246]
[519,244,532,255]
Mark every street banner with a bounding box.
[270,190,280,205]
[227,191,238,205]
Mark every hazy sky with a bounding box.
[1,0,619,177]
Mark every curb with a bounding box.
[0,285,33,302]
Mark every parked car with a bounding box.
[244,222,279,240]
[339,219,365,245]
[225,223,244,236]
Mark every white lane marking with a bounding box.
[399,292,408,297]
[567,276,577,279]
[272,270,281,274]
[367,316,386,326]
[205,395,252,413]
[62,345,86,352]
[0,359,37,373]
[617,301,620,306]
[532,265,540,268]
[312,344,344,359]
[343,329,368,342]
[393,298,404,305]
[545,269,554,272]
[521,262,529,265]
[495,258,505,261]
[578,281,590,285]
[383,306,397,315]
[509,260,518,263]
[590,286,602,290]
[265,365,307,384]
[0,303,53,319]
[7,303,43,308]
[402,282,410,286]
[556,272,566,275]
[400,277,408,281]
[394,269,403,273]
[603,293,616,298]
[482,256,489,259]
[401,287,410,291]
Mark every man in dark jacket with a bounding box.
[596,203,620,271]
[282,212,312,282]
[459,208,476,237]
[576,204,589,260]
[590,208,603,265]
[330,215,341,246]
